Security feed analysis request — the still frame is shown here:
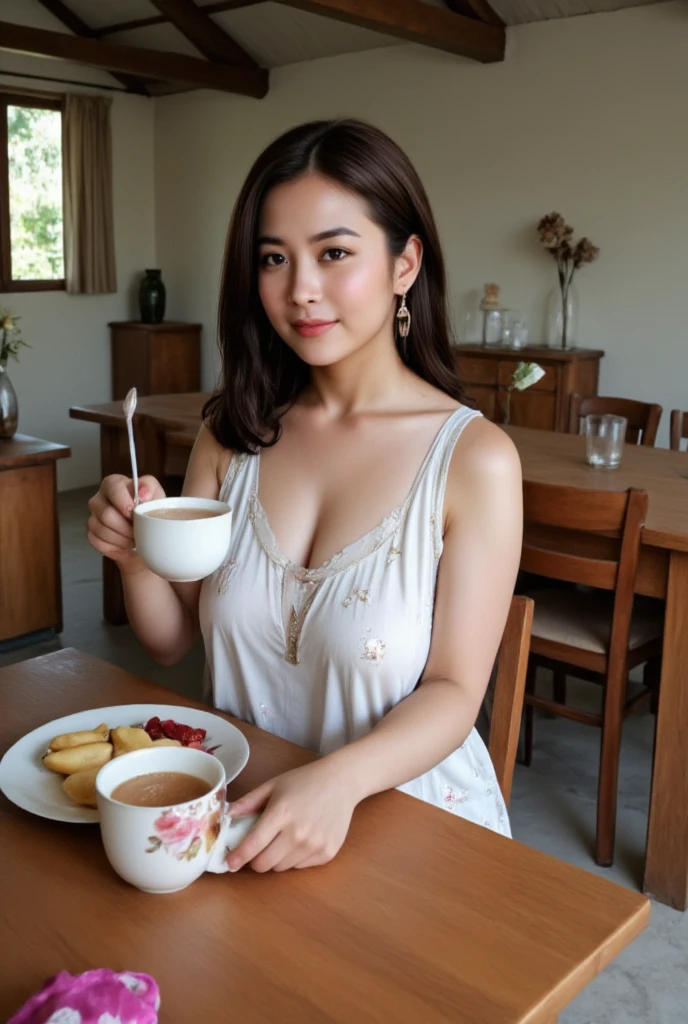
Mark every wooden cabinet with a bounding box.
[0,436,70,644]
[109,321,202,400]
[454,345,604,431]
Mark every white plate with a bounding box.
[0,704,249,824]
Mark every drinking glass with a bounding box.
[512,319,528,348]
[584,414,627,469]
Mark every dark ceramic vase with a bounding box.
[139,269,166,324]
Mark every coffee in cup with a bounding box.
[133,497,232,582]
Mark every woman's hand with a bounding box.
[87,474,166,572]
[226,758,358,873]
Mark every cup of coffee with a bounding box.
[96,746,258,894]
[133,497,232,581]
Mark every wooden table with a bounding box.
[0,649,649,1023]
[0,434,71,644]
[69,398,688,910]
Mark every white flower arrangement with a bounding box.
[504,362,545,424]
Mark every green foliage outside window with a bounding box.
[7,104,64,281]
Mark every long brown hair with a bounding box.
[204,118,464,453]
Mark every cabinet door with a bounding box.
[464,385,497,421]
[497,389,556,430]
[150,333,201,395]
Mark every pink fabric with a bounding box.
[9,969,160,1024]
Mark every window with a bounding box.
[0,94,65,292]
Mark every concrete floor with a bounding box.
[2,486,687,1022]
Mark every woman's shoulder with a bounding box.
[187,422,235,494]
[445,413,522,520]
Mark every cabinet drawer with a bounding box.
[497,360,557,392]
[463,385,497,420]
[456,355,497,385]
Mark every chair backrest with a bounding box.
[670,410,688,452]
[568,394,662,447]
[522,481,647,672]
[488,595,534,805]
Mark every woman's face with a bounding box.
[257,173,418,368]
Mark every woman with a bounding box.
[88,119,522,873]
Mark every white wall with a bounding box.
[155,1,688,448]
[0,1,155,490]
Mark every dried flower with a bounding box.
[537,212,574,250]
[573,237,600,268]
[537,212,599,347]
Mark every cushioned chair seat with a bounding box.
[530,589,664,654]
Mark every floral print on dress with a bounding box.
[216,559,237,595]
[342,587,371,608]
[362,637,386,663]
[385,547,402,568]
[442,784,469,809]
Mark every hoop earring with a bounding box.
[396,292,411,339]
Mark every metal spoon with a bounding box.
[123,387,140,507]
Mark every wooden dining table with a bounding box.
[69,393,688,911]
[0,648,649,1023]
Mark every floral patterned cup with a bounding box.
[96,746,258,894]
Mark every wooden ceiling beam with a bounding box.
[0,20,268,98]
[272,0,505,63]
[35,0,150,94]
[443,1,504,28]
[93,1,265,39]
[149,0,259,71]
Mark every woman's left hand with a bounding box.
[225,757,358,872]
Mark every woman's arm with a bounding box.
[227,419,523,871]
[87,425,226,666]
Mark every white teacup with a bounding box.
[96,746,258,894]
[133,496,232,581]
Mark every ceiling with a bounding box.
[0,1,670,97]
[61,1,667,68]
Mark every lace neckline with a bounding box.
[247,405,468,582]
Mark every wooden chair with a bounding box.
[488,595,534,806]
[568,394,662,446]
[521,482,664,866]
[670,410,688,452]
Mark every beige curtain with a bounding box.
[62,94,117,294]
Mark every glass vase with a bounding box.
[0,363,18,438]
[546,283,578,349]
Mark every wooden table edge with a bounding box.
[523,899,650,1022]
[69,405,125,428]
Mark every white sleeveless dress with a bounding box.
[199,405,510,835]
